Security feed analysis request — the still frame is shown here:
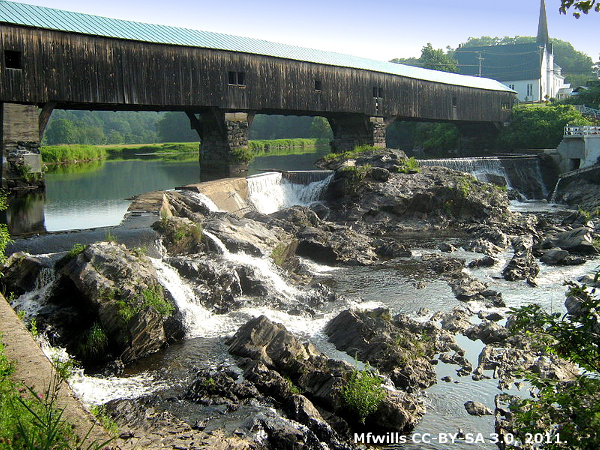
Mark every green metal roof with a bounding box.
[0,1,514,93]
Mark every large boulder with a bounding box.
[544,227,597,254]
[324,309,441,391]
[47,242,183,367]
[228,315,424,433]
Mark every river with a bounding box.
[3,148,595,449]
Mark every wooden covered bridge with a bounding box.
[0,1,515,189]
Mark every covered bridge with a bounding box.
[0,1,515,188]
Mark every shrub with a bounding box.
[341,365,386,424]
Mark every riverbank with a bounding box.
[41,139,329,166]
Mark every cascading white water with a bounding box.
[149,257,235,338]
[247,172,333,214]
[187,191,221,212]
[419,156,548,200]
[202,230,301,300]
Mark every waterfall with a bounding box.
[247,171,333,214]
[202,230,301,301]
[187,191,221,212]
[150,257,235,338]
[419,156,548,200]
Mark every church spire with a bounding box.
[537,0,550,47]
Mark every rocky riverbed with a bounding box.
[2,148,598,449]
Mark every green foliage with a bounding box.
[105,231,117,243]
[78,323,109,359]
[506,275,600,448]
[89,405,119,438]
[323,144,380,162]
[392,43,458,73]
[559,0,600,18]
[395,157,421,174]
[0,194,11,267]
[66,243,87,258]
[341,365,386,424]
[141,286,175,317]
[496,104,591,149]
[229,147,254,164]
[415,123,459,151]
[0,339,112,449]
[248,138,328,154]
[41,145,108,164]
[248,115,332,140]
[155,112,199,143]
[457,175,475,198]
[28,318,38,338]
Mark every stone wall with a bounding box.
[1,103,44,191]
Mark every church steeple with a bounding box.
[537,0,550,48]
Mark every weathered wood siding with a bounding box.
[0,24,514,122]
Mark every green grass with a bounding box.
[323,144,381,162]
[341,365,386,424]
[41,145,108,164]
[0,336,112,449]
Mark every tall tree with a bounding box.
[391,44,458,73]
[559,0,599,17]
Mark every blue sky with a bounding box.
[8,0,600,62]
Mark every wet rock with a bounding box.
[49,242,182,367]
[467,255,496,268]
[422,254,465,274]
[438,308,472,333]
[1,252,47,296]
[502,239,539,283]
[464,401,493,416]
[462,238,502,256]
[325,309,438,391]
[448,273,488,301]
[373,238,412,258]
[228,315,424,432]
[296,226,377,265]
[540,247,569,265]
[370,167,391,182]
[438,242,455,252]
[204,214,292,257]
[464,321,510,344]
[544,227,596,254]
[152,216,205,255]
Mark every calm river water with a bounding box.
[3,148,330,235]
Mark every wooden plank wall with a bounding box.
[0,24,514,123]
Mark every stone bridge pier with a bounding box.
[327,114,393,153]
[1,103,46,191]
[187,109,254,175]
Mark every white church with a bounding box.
[455,0,567,102]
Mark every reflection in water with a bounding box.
[2,192,47,235]
[3,147,330,235]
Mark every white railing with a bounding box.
[564,125,600,137]
[574,104,600,117]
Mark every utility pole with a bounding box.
[476,52,484,77]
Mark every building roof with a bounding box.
[0,1,513,93]
[455,43,543,81]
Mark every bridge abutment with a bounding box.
[190,110,254,175]
[328,115,389,153]
[1,103,45,191]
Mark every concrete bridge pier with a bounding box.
[1,103,45,191]
[327,114,392,153]
[188,109,254,176]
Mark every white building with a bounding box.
[455,0,565,102]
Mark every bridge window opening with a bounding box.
[314,79,322,91]
[4,50,22,69]
[452,97,458,107]
[373,86,383,98]
[228,71,246,86]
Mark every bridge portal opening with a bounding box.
[569,158,581,171]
